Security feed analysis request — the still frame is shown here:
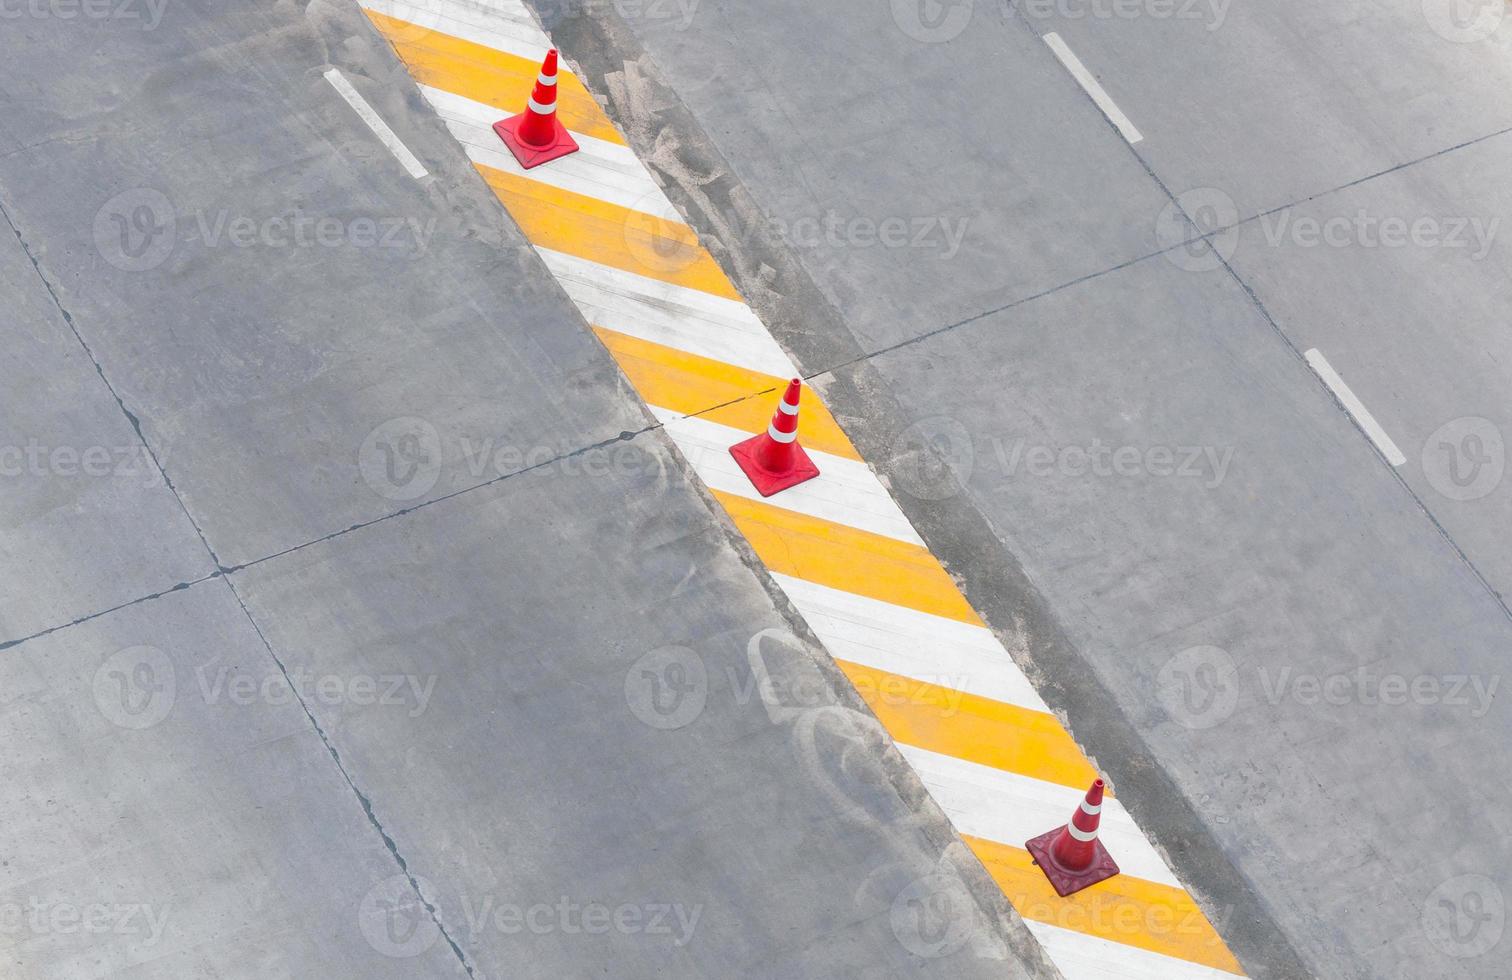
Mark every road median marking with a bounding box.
[364,10,625,144]
[970,835,1244,973]
[362,2,1249,974]
[714,490,984,624]
[596,328,860,458]
[838,660,1099,790]
[478,164,741,300]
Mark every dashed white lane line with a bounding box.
[1304,349,1407,466]
[323,68,430,179]
[1042,32,1144,145]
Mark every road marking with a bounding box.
[597,329,848,448]
[838,660,1099,790]
[772,575,1051,712]
[323,69,429,178]
[1042,33,1144,145]
[972,836,1244,973]
[479,166,741,300]
[656,412,920,543]
[714,491,984,624]
[1304,349,1407,466]
[363,10,625,144]
[900,745,1178,887]
[1030,921,1246,980]
[546,252,794,377]
[363,4,1248,974]
[420,85,662,212]
[363,0,551,63]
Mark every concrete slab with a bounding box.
[0,0,646,569]
[0,581,464,978]
[231,432,1047,978]
[1227,128,1512,601]
[0,220,210,644]
[1017,0,1512,217]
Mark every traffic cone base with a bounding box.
[1025,826,1121,897]
[729,378,820,496]
[492,113,580,169]
[730,434,820,496]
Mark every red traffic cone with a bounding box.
[493,49,580,169]
[730,379,821,496]
[1025,779,1121,896]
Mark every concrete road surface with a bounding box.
[0,2,1053,976]
[538,1,1512,976]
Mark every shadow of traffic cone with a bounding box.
[730,379,821,496]
[493,49,579,169]
[1025,778,1121,897]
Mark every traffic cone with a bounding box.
[493,49,579,169]
[1025,779,1121,896]
[730,379,821,496]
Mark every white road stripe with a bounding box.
[1042,33,1143,145]
[537,248,797,378]
[772,574,1050,713]
[1304,349,1407,466]
[899,745,1183,889]
[655,411,924,544]
[419,85,666,212]
[1029,921,1242,980]
[324,69,430,179]
[361,0,552,62]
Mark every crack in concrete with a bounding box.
[217,573,479,979]
[0,196,226,571]
[3,422,671,648]
[0,573,220,652]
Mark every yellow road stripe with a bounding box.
[363,10,625,145]
[835,660,1097,790]
[594,327,861,460]
[967,835,1244,974]
[478,164,742,302]
[713,490,981,624]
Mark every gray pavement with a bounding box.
[0,2,1054,977]
[1031,0,1512,602]
[537,0,1512,976]
[0,582,466,979]
[1025,0,1512,219]
[0,219,211,644]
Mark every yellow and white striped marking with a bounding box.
[360,2,1245,975]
